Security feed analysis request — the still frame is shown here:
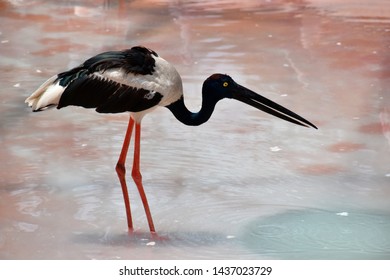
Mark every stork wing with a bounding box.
[54,46,162,113]
[57,46,158,87]
[58,74,163,113]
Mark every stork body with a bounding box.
[26,46,317,234]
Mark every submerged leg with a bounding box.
[132,122,156,233]
[115,116,135,231]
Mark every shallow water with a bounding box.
[0,0,389,259]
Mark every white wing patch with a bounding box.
[144,91,156,100]
[98,55,183,107]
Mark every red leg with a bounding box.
[115,116,135,232]
[132,122,156,233]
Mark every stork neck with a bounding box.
[166,96,216,126]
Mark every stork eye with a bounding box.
[223,82,229,87]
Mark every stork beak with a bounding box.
[232,84,317,129]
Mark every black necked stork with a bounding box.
[26,46,317,234]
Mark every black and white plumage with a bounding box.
[26,46,182,122]
[26,46,317,235]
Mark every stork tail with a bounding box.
[25,75,64,111]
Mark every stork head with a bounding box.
[203,74,317,129]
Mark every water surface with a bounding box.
[0,0,389,259]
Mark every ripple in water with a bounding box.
[240,210,390,259]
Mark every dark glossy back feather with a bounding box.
[56,46,157,87]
